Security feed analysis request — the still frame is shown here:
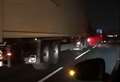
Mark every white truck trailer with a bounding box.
[0,0,88,69]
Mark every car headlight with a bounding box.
[76,41,81,45]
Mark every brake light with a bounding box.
[87,38,92,43]
[87,35,103,47]
[87,37,94,42]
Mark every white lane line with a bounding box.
[38,67,63,82]
[92,45,97,48]
[75,49,91,60]
[72,47,84,51]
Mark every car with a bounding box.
[28,55,37,63]
[24,55,37,64]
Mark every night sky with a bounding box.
[87,0,119,34]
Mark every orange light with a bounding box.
[68,69,76,77]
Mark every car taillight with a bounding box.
[87,35,103,47]
[87,38,92,43]
[86,37,96,46]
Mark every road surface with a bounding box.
[0,44,119,82]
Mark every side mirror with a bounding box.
[70,58,105,81]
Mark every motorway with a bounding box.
[0,44,120,82]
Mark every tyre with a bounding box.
[42,44,50,63]
[32,41,51,70]
[50,42,60,64]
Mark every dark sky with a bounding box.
[87,0,119,34]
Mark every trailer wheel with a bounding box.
[32,41,60,70]
[51,42,60,64]
[42,44,50,63]
[32,41,51,70]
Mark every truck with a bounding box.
[0,0,88,69]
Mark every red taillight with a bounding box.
[87,38,92,43]
[87,37,95,46]
[87,35,103,47]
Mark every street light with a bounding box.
[34,38,38,41]
[7,52,12,56]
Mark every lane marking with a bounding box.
[75,49,91,60]
[72,47,84,51]
[38,67,63,82]
[38,47,93,82]
[92,44,98,48]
